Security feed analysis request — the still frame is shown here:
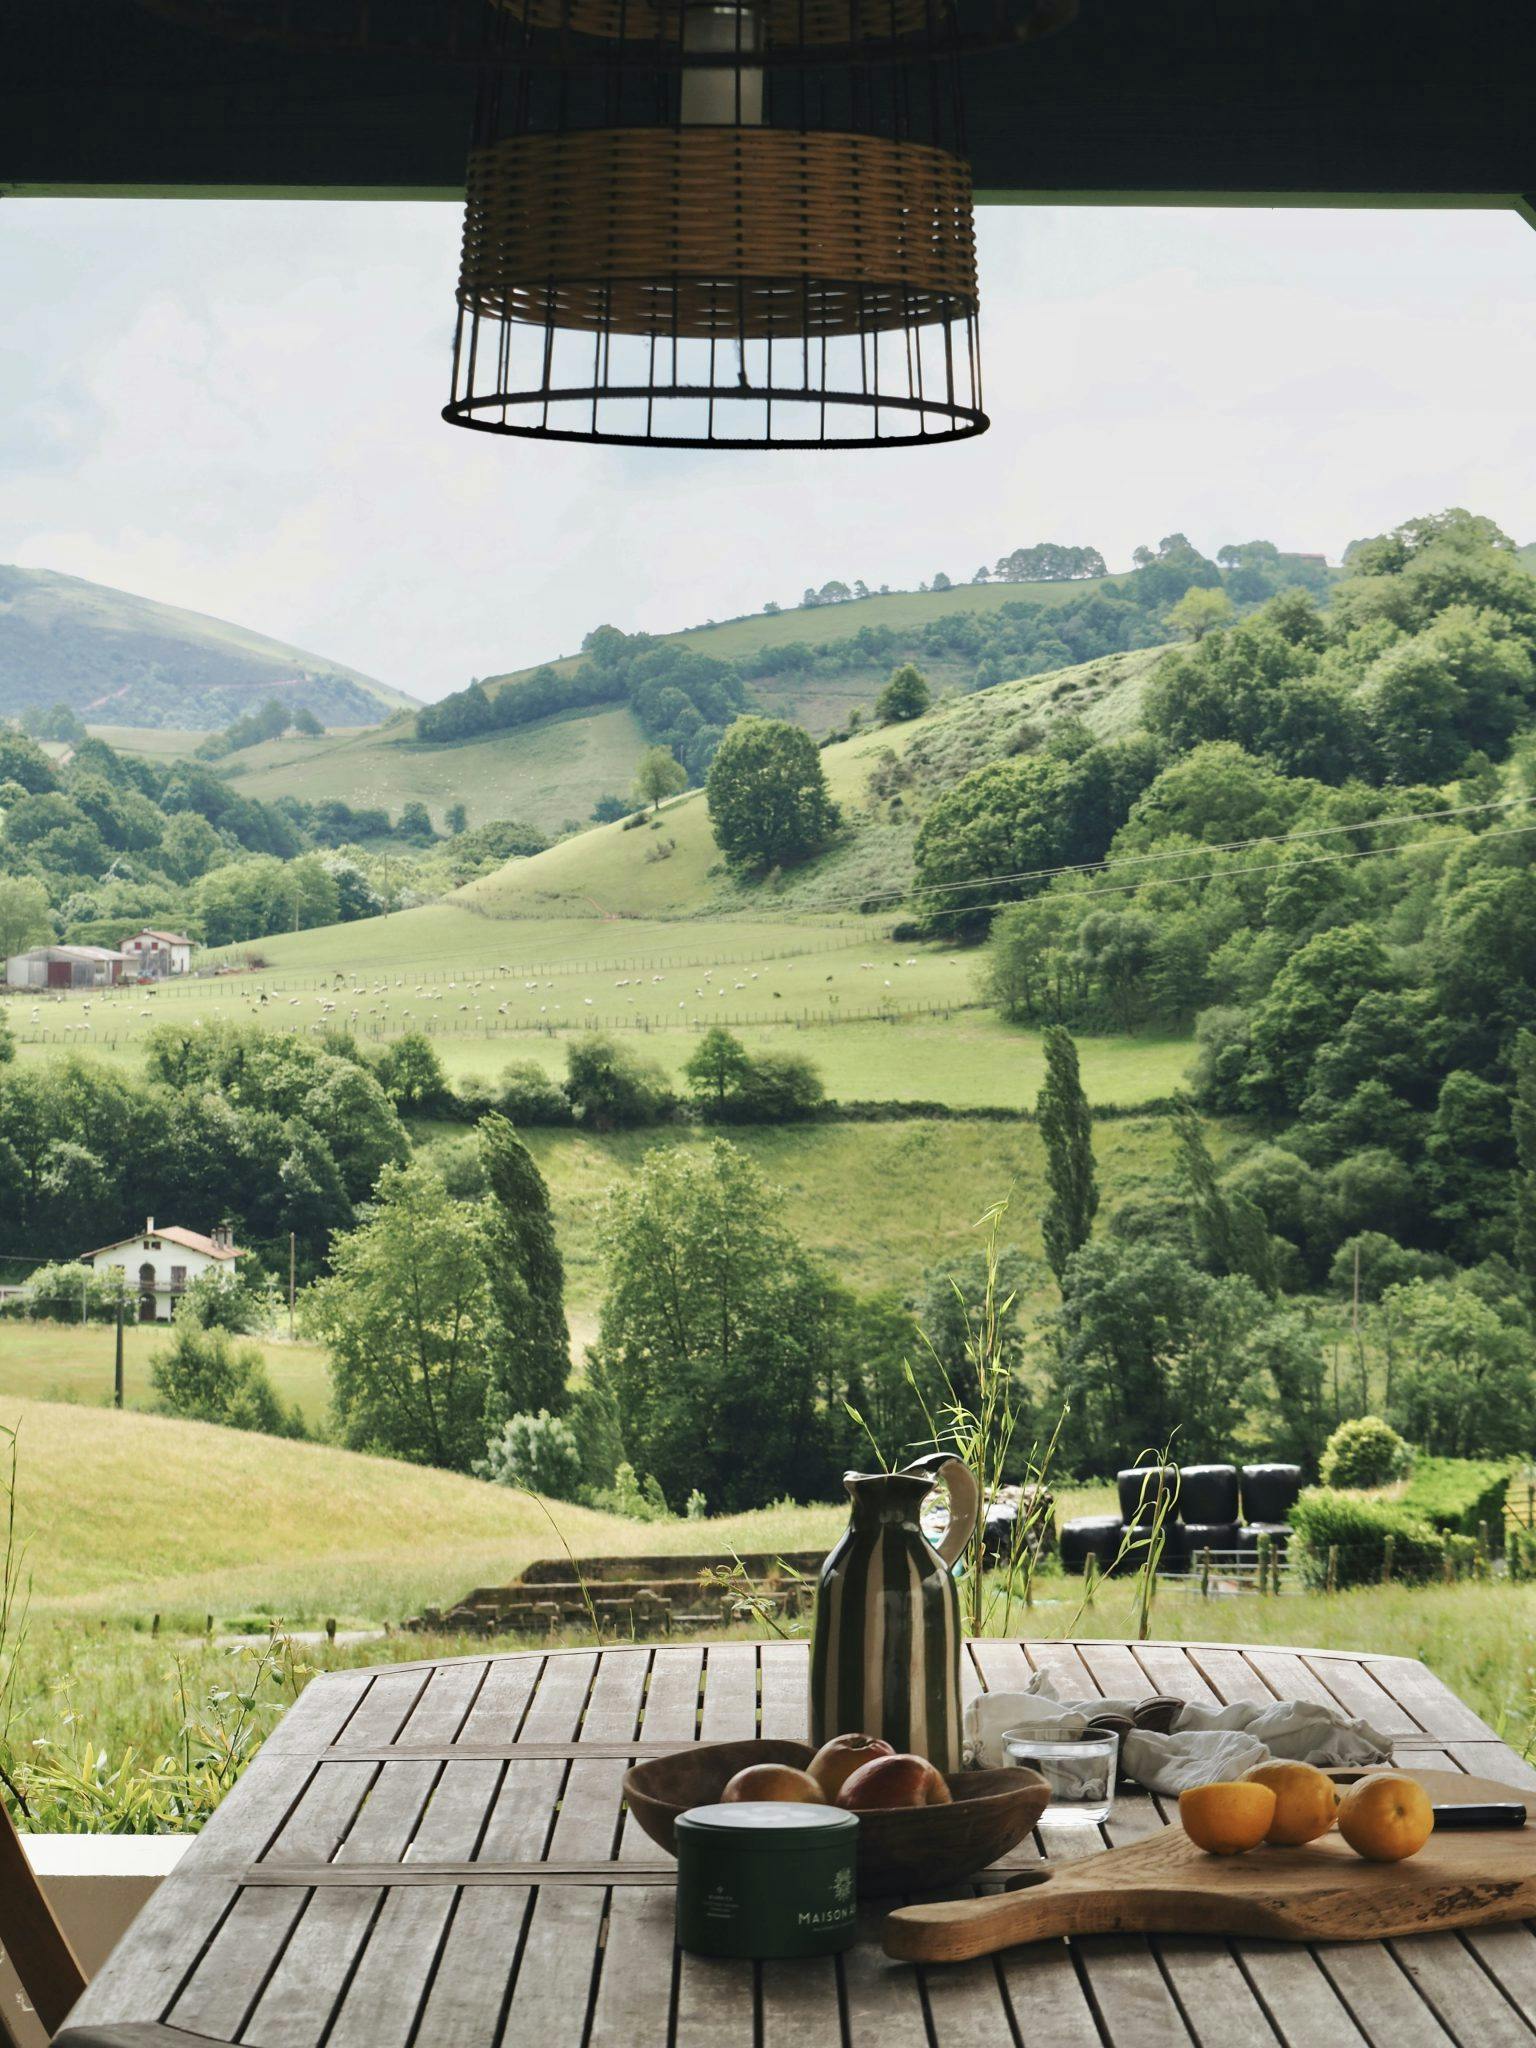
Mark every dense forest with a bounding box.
[897,510,1536,1469]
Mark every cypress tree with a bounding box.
[1513,1030,1536,1296]
[478,1113,571,1425]
[1037,1026,1098,1284]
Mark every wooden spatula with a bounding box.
[882,1768,1536,1965]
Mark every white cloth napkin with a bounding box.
[964,1674,1393,1795]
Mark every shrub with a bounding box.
[496,1060,573,1127]
[586,1461,672,1521]
[9,1263,127,1323]
[1318,1415,1413,1488]
[176,1266,273,1334]
[1399,1456,1511,1548]
[1289,1489,1446,1589]
[477,1409,584,1501]
[1328,1232,1453,1301]
[150,1326,306,1438]
[565,1034,670,1129]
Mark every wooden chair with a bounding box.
[1,1796,233,2048]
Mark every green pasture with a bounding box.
[0,1322,332,1429]
[227,702,650,835]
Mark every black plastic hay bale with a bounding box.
[1181,1521,1241,1559]
[1176,1465,1240,1524]
[1238,1521,1292,1554]
[1240,1464,1302,1523]
[981,1487,1056,1567]
[1116,1465,1179,1525]
[1059,1515,1124,1575]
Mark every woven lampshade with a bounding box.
[445,0,991,447]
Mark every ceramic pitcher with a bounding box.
[808,1452,980,1771]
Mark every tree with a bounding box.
[1168,586,1235,642]
[565,1033,667,1128]
[1514,1030,1536,1297]
[1383,1277,1536,1457]
[307,1157,496,1470]
[1172,1100,1278,1295]
[371,1031,451,1115]
[151,1324,302,1437]
[1037,1026,1097,1284]
[397,801,435,842]
[591,793,630,824]
[874,664,932,723]
[478,1113,571,1423]
[593,1141,850,1509]
[445,802,469,836]
[291,704,325,737]
[684,1026,754,1113]
[477,1409,583,1500]
[0,876,51,958]
[705,717,836,873]
[634,745,688,813]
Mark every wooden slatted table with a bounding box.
[59,1638,1536,2048]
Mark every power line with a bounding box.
[711,789,1536,922]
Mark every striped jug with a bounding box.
[809,1453,980,1771]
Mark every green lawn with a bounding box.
[0,1321,333,1428]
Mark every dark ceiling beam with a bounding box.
[3,0,1535,206]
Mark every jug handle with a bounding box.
[904,1453,981,1571]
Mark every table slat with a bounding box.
[164,1886,306,2043]
[239,1885,382,2048]
[455,1654,542,1746]
[412,1886,530,2042]
[698,1643,758,1742]
[587,1887,679,2048]
[1310,1942,1458,2048]
[323,1885,457,2048]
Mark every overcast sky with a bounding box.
[2,199,1534,703]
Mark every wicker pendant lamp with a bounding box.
[443,0,1008,448]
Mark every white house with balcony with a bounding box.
[80,1217,242,1322]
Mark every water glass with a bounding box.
[1001,1729,1117,1825]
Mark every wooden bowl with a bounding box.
[623,1739,1050,1897]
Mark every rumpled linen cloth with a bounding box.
[964,1673,1393,1794]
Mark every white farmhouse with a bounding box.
[120,928,194,977]
[80,1216,242,1322]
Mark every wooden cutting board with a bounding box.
[882,1769,1536,1963]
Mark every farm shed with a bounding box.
[4,945,129,990]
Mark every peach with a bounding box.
[835,1753,947,1811]
[806,1734,895,1800]
[720,1763,825,1804]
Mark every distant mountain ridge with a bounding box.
[0,564,417,730]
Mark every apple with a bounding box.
[720,1763,825,1804]
[834,1753,950,1811]
[806,1733,895,1801]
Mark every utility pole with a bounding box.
[289,1232,297,1341]
[114,1289,125,1409]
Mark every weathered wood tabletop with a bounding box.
[60,1637,1536,2047]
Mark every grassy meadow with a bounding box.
[0,1322,333,1429]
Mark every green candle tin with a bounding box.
[674,1802,860,1959]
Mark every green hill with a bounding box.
[0,1395,841,1621]
[0,564,417,729]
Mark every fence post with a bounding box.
[1478,1519,1491,1569]
[1200,1547,1212,1599]
[1442,1551,1455,1586]
[1326,1545,1338,1594]
[1256,1532,1271,1596]
[1082,1554,1099,1608]
[1381,1534,1395,1586]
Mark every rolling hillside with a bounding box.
[0,564,417,728]
[0,1395,841,1619]
[129,573,1170,830]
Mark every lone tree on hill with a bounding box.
[1168,585,1235,642]
[875,663,932,724]
[705,716,836,873]
[634,745,688,813]
[1036,1025,1098,1284]
[478,1112,571,1423]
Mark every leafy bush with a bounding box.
[7,1262,127,1323]
[496,1060,574,1126]
[176,1266,274,1335]
[150,1326,306,1438]
[1290,1489,1446,1588]
[565,1034,670,1129]
[1318,1415,1412,1488]
[1400,1456,1511,1547]
[1328,1233,1453,1301]
[477,1409,583,1500]
[586,1461,672,1521]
